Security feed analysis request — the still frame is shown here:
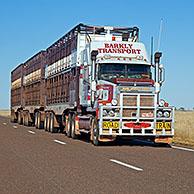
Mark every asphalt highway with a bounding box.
[0,116,194,194]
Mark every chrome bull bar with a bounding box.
[99,93,174,136]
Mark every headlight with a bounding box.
[157,111,163,117]
[111,99,118,106]
[109,110,115,117]
[103,110,108,116]
[163,111,170,118]
[114,109,120,117]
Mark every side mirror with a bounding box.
[154,52,162,64]
[91,50,98,61]
[159,64,165,85]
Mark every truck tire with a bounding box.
[37,112,42,129]
[23,113,26,126]
[47,113,51,132]
[18,112,22,125]
[24,113,29,126]
[35,112,38,128]
[50,112,56,133]
[66,113,71,138]
[11,111,16,123]
[11,116,14,123]
[44,113,48,131]
[91,118,100,146]
[71,113,78,139]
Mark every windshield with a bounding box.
[98,63,151,81]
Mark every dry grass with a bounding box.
[0,110,10,117]
[174,111,194,145]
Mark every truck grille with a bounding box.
[122,94,155,118]
[140,95,154,107]
[123,95,137,106]
[123,95,154,107]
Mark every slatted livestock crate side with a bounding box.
[43,25,82,133]
[23,51,46,107]
[10,64,24,122]
[22,51,47,127]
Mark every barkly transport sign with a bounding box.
[98,43,141,55]
[94,42,149,64]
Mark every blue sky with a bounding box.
[0,0,193,109]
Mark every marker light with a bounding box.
[109,110,115,117]
[159,99,165,107]
[111,99,118,106]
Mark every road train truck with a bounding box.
[11,23,174,145]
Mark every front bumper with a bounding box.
[98,94,174,137]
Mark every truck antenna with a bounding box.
[157,18,163,51]
[150,36,154,66]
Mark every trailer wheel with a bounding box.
[44,113,48,131]
[47,112,51,132]
[24,112,29,126]
[91,118,100,146]
[11,115,14,122]
[23,113,26,126]
[17,112,20,124]
[35,112,40,128]
[39,112,44,129]
[71,113,78,139]
[11,111,16,123]
[66,113,71,137]
[37,112,40,129]
[43,113,46,130]
[37,112,42,129]
[50,112,56,133]
[18,112,22,125]
[35,112,38,128]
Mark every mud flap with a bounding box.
[154,137,173,144]
[98,136,116,142]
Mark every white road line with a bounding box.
[110,159,143,171]
[172,145,194,152]
[3,122,7,125]
[54,139,66,145]
[13,126,18,128]
[28,130,35,134]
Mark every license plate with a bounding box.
[156,122,171,130]
[103,121,119,129]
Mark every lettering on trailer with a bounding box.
[98,43,141,55]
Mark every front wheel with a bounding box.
[91,118,100,146]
